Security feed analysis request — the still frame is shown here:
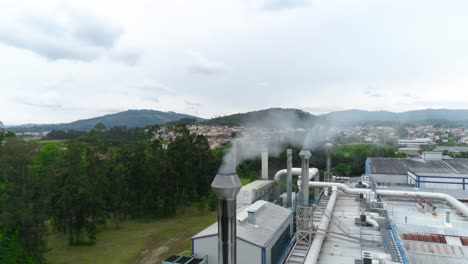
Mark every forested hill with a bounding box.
[204,108,317,127]
[318,109,468,126]
[9,110,202,132]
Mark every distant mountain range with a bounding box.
[204,108,316,127]
[320,109,468,125]
[8,110,203,132]
[7,108,468,132]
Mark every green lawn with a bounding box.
[46,207,216,264]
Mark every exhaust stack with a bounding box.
[286,149,293,208]
[211,172,242,264]
[262,150,268,180]
[299,150,312,207]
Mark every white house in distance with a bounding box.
[191,201,294,264]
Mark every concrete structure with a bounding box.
[192,201,294,264]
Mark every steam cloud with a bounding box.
[217,110,336,174]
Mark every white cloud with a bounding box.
[1,0,468,124]
[188,51,226,75]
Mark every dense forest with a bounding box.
[0,124,223,263]
[0,124,400,263]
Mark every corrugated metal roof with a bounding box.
[407,252,468,264]
[402,233,447,244]
[403,240,468,257]
[379,186,468,200]
[368,158,468,176]
[191,201,292,248]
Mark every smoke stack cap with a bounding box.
[211,173,242,199]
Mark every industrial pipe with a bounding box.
[273,168,319,182]
[308,182,468,217]
[366,217,380,231]
[304,186,338,264]
[286,149,293,208]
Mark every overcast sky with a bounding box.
[1,0,468,125]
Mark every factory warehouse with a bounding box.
[163,146,468,264]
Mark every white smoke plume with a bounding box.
[217,109,336,174]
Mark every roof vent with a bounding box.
[362,251,372,264]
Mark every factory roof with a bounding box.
[191,200,292,248]
[368,157,468,176]
[381,193,468,262]
[238,180,275,191]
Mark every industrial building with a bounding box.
[192,201,294,264]
[366,152,468,189]
[163,145,468,264]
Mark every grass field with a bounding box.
[46,207,217,264]
[35,139,68,146]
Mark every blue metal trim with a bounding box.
[191,239,194,255]
[418,180,464,185]
[262,247,266,264]
[365,158,371,176]
[378,195,409,264]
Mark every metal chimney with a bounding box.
[286,149,293,208]
[261,150,268,180]
[211,172,242,264]
[299,150,312,207]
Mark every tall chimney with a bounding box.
[261,150,268,180]
[211,173,242,264]
[286,149,293,208]
[299,150,312,207]
[299,150,311,230]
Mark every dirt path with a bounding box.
[134,234,183,264]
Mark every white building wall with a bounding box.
[419,177,464,190]
[370,174,407,184]
[193,236,262,264]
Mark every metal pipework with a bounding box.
[273,168,319,182]
[286,149,293,208]
[211,173,242,264]
[299,150,312,207]
[307,182,468,217]
[304,186,338,264]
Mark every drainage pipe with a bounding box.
[304,186,338,264]
[308,182,468,218]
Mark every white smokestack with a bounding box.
[261,150,268,180]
